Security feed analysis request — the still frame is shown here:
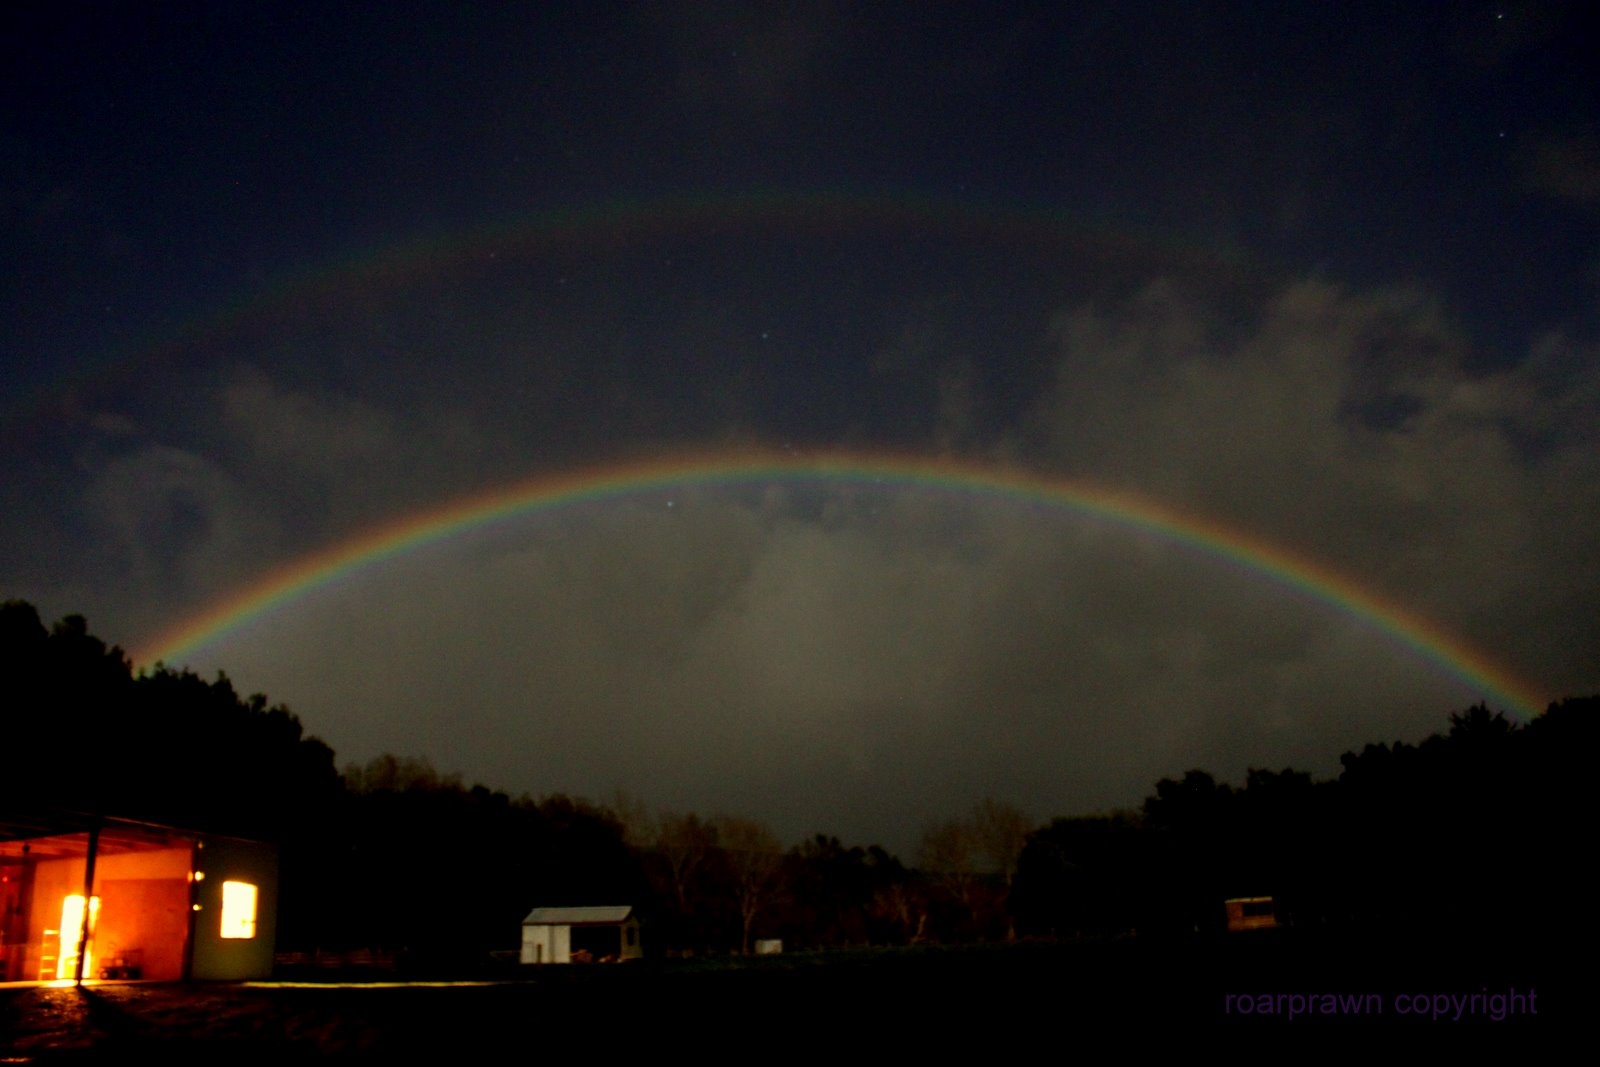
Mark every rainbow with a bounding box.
[134,450,1547,720]
[8,187,1267,436]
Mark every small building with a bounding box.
[1224,896,1278,933]
[520,906,641,964]
[1,810,278,983]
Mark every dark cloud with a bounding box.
[1526,134,1600,205]
[1032,281,1599,684]
[643,0,841,121]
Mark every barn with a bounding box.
[520,905,641,964]
[0,810,278,983]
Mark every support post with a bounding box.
[72,822,100,985]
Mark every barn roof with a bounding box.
[0,808,246,860]
[521,905,634,926]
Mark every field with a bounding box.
[1,929,1566,1059]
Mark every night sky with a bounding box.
[4,2,1597,850]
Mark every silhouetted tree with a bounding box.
[777,835,911,948]
[713,816,785,954]
[0,601,340,839]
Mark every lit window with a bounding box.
[220,881,257,939]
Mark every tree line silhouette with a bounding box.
[1015,698,1593,940]
[2,600,1590,964]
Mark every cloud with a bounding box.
[81,443,263,604]
[644,1,839,120]
[1030,278,1600,700]
[221,365,398,477]
[44,278,1600,851]
[1526,134,1600,206]
[181,425,1576,852]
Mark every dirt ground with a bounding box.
[0,933,1570,1059]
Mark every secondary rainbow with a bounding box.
[135,450,1546,720]
[13,187,1264,434]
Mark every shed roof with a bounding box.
[522,905,634,926]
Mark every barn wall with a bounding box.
[520,924,572,963]
[188,837,278,980]
[91,847,191,980]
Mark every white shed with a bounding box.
[520,905,641,963]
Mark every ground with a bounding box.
[0,931,1570,1059]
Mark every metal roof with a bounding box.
[521,905,634,926]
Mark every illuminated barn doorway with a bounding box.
[0,812,277,983]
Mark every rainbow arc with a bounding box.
[135,450,1545,721]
